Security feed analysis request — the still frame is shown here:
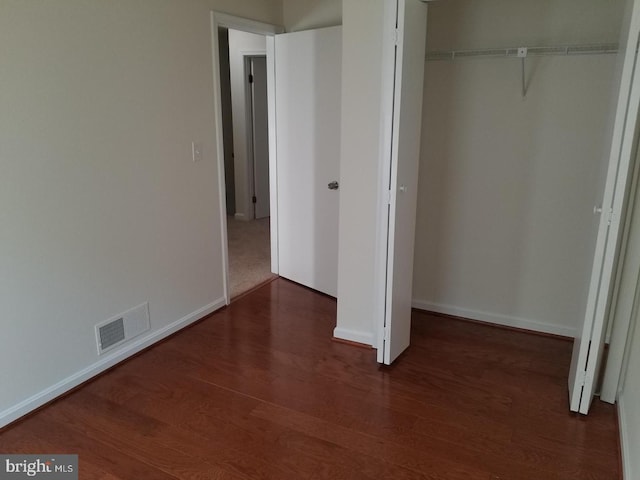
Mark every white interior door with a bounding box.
[379,0,428,364]
[249,56,270,220]
[274,26,342,297]
[568,3,640,414]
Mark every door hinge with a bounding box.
[248,74,254,84]
[578,370,587,387]
[607,209,616,226]
[393,28,400,46]
[252,195,257,204]
[387,190,393,205]
[383,326,390,341]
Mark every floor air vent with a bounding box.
[95,302,150,354]
[99,318,125,350]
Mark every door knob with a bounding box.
[328,181,339,190]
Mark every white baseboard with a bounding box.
[618,397,632,480]
[333,327,374,347]
[0,297,226,429]
[411,299,576,338]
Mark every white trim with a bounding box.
[618,397,633,480]
[240,49,268,55]
[211,14,231,304]
[214,13,283,36]
[333,327,375,347]
[412,299,576,338]
[211,12,283,304]
[0,298,226,429]
[266,36,278,275]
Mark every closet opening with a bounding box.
[413,0,629,414]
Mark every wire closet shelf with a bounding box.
[426,43,619,61]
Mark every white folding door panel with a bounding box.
[568,3,640,414]
[380,0,428,364]
[275,26,341,297]
[249,56,270,219]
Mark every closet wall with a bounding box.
[335,0,387,346]
[412,0,626,336]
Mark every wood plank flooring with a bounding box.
[0,279,621,479]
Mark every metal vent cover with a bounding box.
[95,303,150,355]
[98,317,125,352]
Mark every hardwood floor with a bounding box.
[0,279,621,479]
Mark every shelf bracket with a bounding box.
[518,47,528,98]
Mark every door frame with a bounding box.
[244,54,269,221]
[210,12,284,304]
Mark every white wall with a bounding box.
[620,308,640,479]
[334,0,385,345]
[228,29,267,220]
[426,0,624,51]
[412,0,626,336]
[0,0,282,427]
[282,0,341,31]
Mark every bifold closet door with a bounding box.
[568,0,640,414]
[274,26,342,297]
[379,0,428,364]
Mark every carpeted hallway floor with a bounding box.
[227,216,276,298]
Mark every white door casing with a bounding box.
[274,26,342,297]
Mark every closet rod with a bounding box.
[426,43,619,61]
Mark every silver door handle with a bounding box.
[328,181,339,190]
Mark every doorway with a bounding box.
[227,53,272,298]
[212,15,282,302]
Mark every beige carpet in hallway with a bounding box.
[227,216,276,298]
